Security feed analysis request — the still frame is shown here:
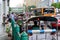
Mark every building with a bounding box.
[37,0,51,8]
[52,0,60,3]
[36,0,60,8]
[25,0,60,7]
[0,0,9,23]
[24,0,41,7]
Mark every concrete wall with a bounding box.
[0,0,9,23]
[0,0,3,23]
[3,0,9,16]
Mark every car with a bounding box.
[51,15,60,28]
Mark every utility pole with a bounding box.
[7,0,10,13]
[57,0,59,13]
[47,0,50,6]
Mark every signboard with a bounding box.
[11,7,24,13]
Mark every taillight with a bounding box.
[58,21,60,23]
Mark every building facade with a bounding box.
[52,0,60,3]
[25,0,60,7]
[24,0,41,7]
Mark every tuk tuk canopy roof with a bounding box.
[27,16,57,22]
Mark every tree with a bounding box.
[28,5,36,12]
[9,7,12,13]
[51,2,60,9]
[51,3,56,7]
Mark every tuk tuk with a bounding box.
[25,16,58,40]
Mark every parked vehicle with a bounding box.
[51,14,60,28]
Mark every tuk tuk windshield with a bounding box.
[26,16,57,30]
[27,20,53,30]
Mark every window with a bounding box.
[43,8,54,14]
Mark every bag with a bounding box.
[6,27,10,33]
[6,26,11,33]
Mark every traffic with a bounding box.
[0,0,60,40]
[4,6,60,40]
[5,12,59,40]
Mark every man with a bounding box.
[3,13,6,26]
[40,21,44,30]
[32,21,39,30]
[10,12,15,20]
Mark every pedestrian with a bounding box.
[2,13,6,26]
[7,13,10,18]
[10,12,15,40]
[7,13,11,22]
[16,15,23,33]
[14,20,20,40]
[10,12,15,20]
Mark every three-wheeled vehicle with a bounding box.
[25,16,58,40]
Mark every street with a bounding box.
[0,0,60,40]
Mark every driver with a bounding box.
[32,21,39,30]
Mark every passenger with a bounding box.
[40,21,47,30]
[40,21,44,30]
[32,21,39,30]
[43,24,47,29]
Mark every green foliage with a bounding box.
[9,7,11,11]
[51,3,56,7]
[28,5,36,12]
[51,2,60,9]
[9,7,12,13]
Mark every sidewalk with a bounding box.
[0,23,8,40]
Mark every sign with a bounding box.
[11,7,24,13]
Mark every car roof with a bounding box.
[26,16,57,22]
